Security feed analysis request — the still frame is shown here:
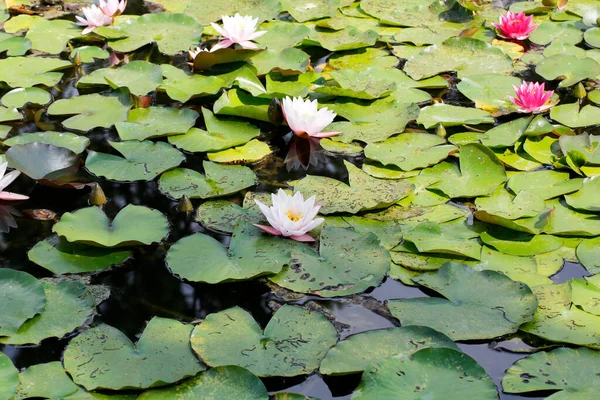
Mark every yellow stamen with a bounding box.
[286,210,302,222]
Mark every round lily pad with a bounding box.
[3,131,89,154]
[25,19,80,54]
[6,142,80,181]
[138,366,268,400]
[0,281,95,345]
[401,220,482,260]
[63,317,205,390]
[536,55,600,87]
[77,61,163,96]
[0,57,71,88]
[0,352,18,400]
[52,205,169,247]
[1,87,51,108]
[195,200,253,233]
[115,106,198,141]
[183,0,280,25]
[190,305,337,377]
[456,74,522,114]
[0,269,46,337]
[48,93,131,131]
[70,46,110,63]
[417,104,495,129]
[387,263,538,340]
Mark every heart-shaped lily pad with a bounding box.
[191,305,337,377]
[70,46,110,63]
[387,263,537,340]
[28,235,133,275]
[25,19,80,54]
[457,74,522,114]
[213,89,271,122]
[85,140,184,182]
[1,87,51,108]
[6,142,80,181]
[48,93,130,131]
[551,103,600,128]
[0,269,45,337]
[0,33,31,56]
[479,116,533,148]
[269,225,390,297]
[417,104,495,129]
[529,21,583,45]
[115,106,199,141]
[0,352,17,400]
[166,222,293,283]
[0,57,71,88]
[320,326,457,375]
[77,61,163,96]
[402,220,482,260]
[536,55,600,87]
[480,229,563,257]
[52,205,169,247]
[63,317,205,390]
[507,170,582,201]
[3,131,89,154]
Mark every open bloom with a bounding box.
[493,11,537,40]
[210,14,267,52]
[0,162,28,201]
[98,0,126,17]
[509,81,554,113]
[254,189,324,242]
[281,96,341,138]
[76,5,113,34]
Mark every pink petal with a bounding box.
[238,40,259,49]
[0,192,28,201]
[290,233,316,242]
[210,39,234,52]
[253,224,282,236]
[310,131,342,138]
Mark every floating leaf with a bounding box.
[402,220,481,260]
[0,33,31,56]
[536,55,600,87]
[52,205,169,247]
[577,237,600,274]
[417,104,494,129]
[476,187,546,220]
[307,26,378,51]
[195,200,251,233]
[479,116,533,148]
[456,74,522,114]
[387,263,537,340]
[551,103,600,128]
[480,229,563,257]
[77,61,163,96]
[6,143,79,181]
[315,67,397,100]
[282,0,339,22]
[4,131,89,154]
[250,48,309,75]
[0,269,45,337]
[213,89,271,122]
[85,140,184,182]
[529,21,583,45]
[48,94,130,131]
[63,317,204,390]
[26,19,80,54]
[190,305,337,377]
[565,177,600,211]
[0,352,17,400]
[543,198,600,236]
[207,139,271,163]
[115,107,198,141]
[183,0,281,25]
[1,87,51,108]
[255,21,311,51]
[70,45,110,63]
[0,57,71,88]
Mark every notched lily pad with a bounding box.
[77,61,163,96]
[48,93,131,131]
[115,107,199,141]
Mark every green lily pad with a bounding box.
[550,103,600,128]
[476,187,546,220]
[0,269,46,337]
[572,277,600,316]
[213,89,271,122]
[269,225,390,297]
[507,170,582,201]
[402,220,481,260]
[166,222,293,283]
[26,19,80,54]
[577,237,600,274]
[1,87,51,108]
[328,47,398,70]
[480,229,563,257]
[393,26,461,46]
[565,177,600,211]
[195,200,252,233]
[85,140,184,182]
[0,106,21,123]
[480,116,533,148]
[585,27,600,48]
[559,133,600,167]
[404,37,513,80]
[70,46,110,63]
[457,74,522,114]
[207,139,271,163]
[52,205,169,247]
[315,68,396,100]
[138,366,269,400]
[503,347,600,399]
[190,305,337,377]
[6,142,80,181]
[77,61,163,96]
[255,21,311,52]
[183,0,281,25]
[0,353,17,400]
[387,263,537,340]
[543,198,600,236]
[63,317,204,390]
[4,131,89,154]
[320,326,457,375]
[160,64,236,103]
[529,21,583,45]
[352,348,498,400]
[282,0,339,22]
[365,133,457,171]
[536,55,600,87]
[0,57,71,88]
[28,235,133,275]
[520,282,600,347]
[293,160,413,214]
[420,143,507,198]
[159,161,255,200]
[0,33,31,56]
[307,26,378,51]
[417,104,494,128]
[360,0,460,28]
[95,13,203,55]
[115,107,198,141]
[48,93,130,131]
[250,47,309,75]
[0,281,95,345]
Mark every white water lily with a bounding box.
[99,0,126,17]
[281,96,341,138]
[76,5,113,34]
[0,162,28,201]
[188,45,209,60]
[254,189,324,242]
[210,13,267,52]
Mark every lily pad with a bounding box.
[190,305,337,377]
[307,26,378,51]
[536,55,600,87]
[195,200,252,233]
[0,281,95,345]
[480,229,563,257]
[159,64,237,103]
[565,177,600,211]
[4,131,89,154]
[282,0,339,22]
[63,317,204,390]
[48,93,130,131]
[28,235,133,275]
[0,33,31,56]
[417,104,494,129]
[26,19,80,54]
[269,225,390,297]
[577,237,600,274]
[479,116,533,148]
[0,57,71,88]
[315,68,397,100]
[85,140,184,182]
[115,107,198,141]
[250,48,310,75]
[1,87,51,108]
[158,162,255,200]
[52,205,169,247]
[529,21,583,45]
[70,46,110,63]
[6,142,80,181]
[457,74,522,114]
[207,139,271,163]
[476,187,546,220]
[402,220,482,260]
[320,326,457,375]
[183,0,281,25]
[255,21,311,51]
[77,61,163,96]
[213,89,271,122]
[0,352,17,400]
[0,269,46,337]
[387,263,537,340]
[507,170,582,200]
[550,103,600,128]
[585,27,600,48]
[543,198,600,237]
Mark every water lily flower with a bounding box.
[76,5,114,34]
[281,96,341,139]
[254,189,324,242]
[210,13,267,52]
[493,11,537,40]
[98,0,126,17]
[508,81,554,113]
[0,162,28,201]
[188,45,209,60]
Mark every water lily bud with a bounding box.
[73,52,82,66]
[89,183,107,206]
[268,98,284,126]
[573,82,586,99]
[178,195,193,214]
[436,123,447,138]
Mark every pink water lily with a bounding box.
[99,0,126,17]
[210,14,267,52]
[281,96,341,139]
[254,189,324,242]
[509,81,554,113]
[0,162,28,201]
[493,11,537,40]
[76,5,113,34]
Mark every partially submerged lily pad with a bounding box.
[6,142,80,181]
[0,269,46,337]
[3,131,89,154]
